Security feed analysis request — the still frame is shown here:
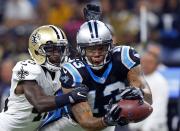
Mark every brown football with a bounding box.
[118,99,153,123]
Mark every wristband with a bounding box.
[101,117,108,127]
[55,93,70,108]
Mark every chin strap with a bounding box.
[42,61,60,72]
[84,56,104,70]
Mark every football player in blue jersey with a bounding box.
[56,19,153,131]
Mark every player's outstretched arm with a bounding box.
[71,102,107,131]
[127,65,153,105]
[16,80,88,113]
[71,100,126,130]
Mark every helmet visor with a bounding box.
[82,44,110,68]
[41,44,66,55]
[40,43,67,66]
[85,44,109,54]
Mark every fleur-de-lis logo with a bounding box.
[31,32,40,45]
[17,66,29,80]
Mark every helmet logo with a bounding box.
[31,32,41,45]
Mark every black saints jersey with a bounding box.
[60,46,140,117]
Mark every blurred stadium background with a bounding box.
[0,0,179,131]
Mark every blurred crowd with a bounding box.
[0,0,179,131]
[0,0,180,64]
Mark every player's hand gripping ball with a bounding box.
[118,99,153,123]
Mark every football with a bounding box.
[118,99,153,123]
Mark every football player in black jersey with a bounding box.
[59,19,152,131]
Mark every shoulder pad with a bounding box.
[111,46,122,53]
[63,59,85,69]
[12,59,42,81]
[112,46,140,69]
[121,46,140,69]
[62,61,83,84]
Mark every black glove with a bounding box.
[120,87,144,100]
[83,4,101,21]
[103,100,129,126]
[69,84,89,104]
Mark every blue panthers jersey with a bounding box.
[60,46,140,117]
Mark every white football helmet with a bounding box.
[76,20,113,70]
[28,25,69,72]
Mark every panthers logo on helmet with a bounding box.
[31,32,41,45]
[60,75,69,83]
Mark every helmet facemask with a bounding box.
[39,41,68,72]
[78,40,112,70]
